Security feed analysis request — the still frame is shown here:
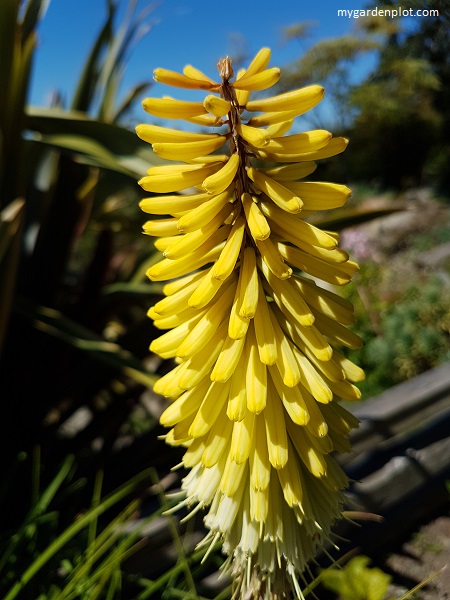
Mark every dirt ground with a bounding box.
[383,514,450,600]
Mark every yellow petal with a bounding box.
[230,409,255,463]
[176,281,236,359]
[183,64,218,86]
[160,377,211,427]
[247,168,302,213]
[246,85,324,113]
[211,215,246,280]
[142,97,207,119]
[238,246,259,318]
[264,377,288,469]
[253,279,278,365]
[239,47,271,80]
[245,324,267,413]
[236,123,270,148]
[232,67,281,91]
[249,414,271,490]
[202,412,233,467]
[178,188,233,233]
[188,379,231,438]
[136,123,217,144]
[163,204,233,259]
[152,136,226,161]
[139,162,222,193]
[211,334,246,382]
[153,67,218,90]
[241,193,271,241]
[202,153,240,195]
[203,94,232,117]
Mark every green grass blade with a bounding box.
[2,467,154,600]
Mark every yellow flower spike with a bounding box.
[232,67,281,91]
[313,310,363,349]
[137,47,365,600]
[247,167,303,213]
[327,378,362,402]
[153,67,219,90]
[203,94,232,117]
[202,153,240,195]
[152,136,227,161]
[153,362,185,397]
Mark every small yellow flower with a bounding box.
[137,47,364,599]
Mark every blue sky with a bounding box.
[30,0,378,123]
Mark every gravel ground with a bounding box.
[383,513,450,600]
